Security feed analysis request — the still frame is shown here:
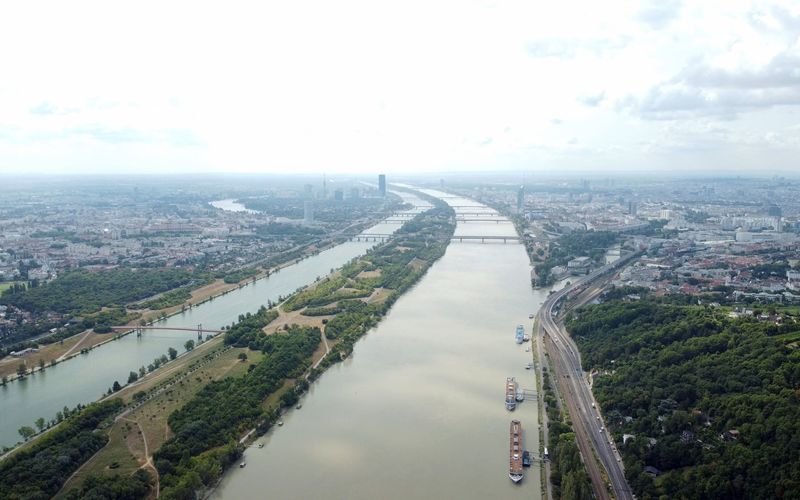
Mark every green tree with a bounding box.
[168,347,178,360]
[128,371,139,384]
[112,380,122,392]
[237,352,248,362]
[16,362,26,378]
[35,417,45,432]
[184,340,195,352]
[38,358,45,371]
[139,366,146,378]
[18,425,35,440]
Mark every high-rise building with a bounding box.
[303,201,314,224]
[334,189,344,201]
[628,201,637,215]
[378,174,386,197]
[516,185,525,212]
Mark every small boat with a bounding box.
[516,387,524,402]
[515,325,525,344]
[258,443,264,448]
[528,313,534,319]
[525,347,530,352]
[296,404,302,410]
[240,462,246,468]
[278,421,284,426]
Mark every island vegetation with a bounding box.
[0,399,123,499]
[3,194,455,500]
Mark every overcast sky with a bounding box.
[1,0,798,176]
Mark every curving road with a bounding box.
[537,254,637,500]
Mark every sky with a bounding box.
[0,0,798,176]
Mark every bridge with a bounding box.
[111,324,224,338]
[383,217,511,224]
[391,211,503,217]
[350,233,521,243]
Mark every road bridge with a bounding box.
[349,233,521,243]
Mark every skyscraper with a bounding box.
[378,174,386,197]
[303,201,314,224]
[516,185,525,212]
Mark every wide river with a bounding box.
[213,190,550,500]
[0,192,428,449]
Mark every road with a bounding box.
[537,254,637,500]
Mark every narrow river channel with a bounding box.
[0,192,429,449]
[213,191,551,500]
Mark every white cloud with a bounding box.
[0,0,799,175]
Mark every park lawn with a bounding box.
[56,422,141,498]
[57,346,262,497]
[0,282,20,293]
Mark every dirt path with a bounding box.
[121,417,160,498]
[56,329,94,361]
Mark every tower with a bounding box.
[378,174,386,197]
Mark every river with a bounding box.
[213,191,548,500]
[0,192,429,449]
[208,198,258,213]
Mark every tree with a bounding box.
[184,340,195,352]
[1,375,7,386]
[237,352,248,362]
[128,371,139,384]
[16,362,26,378]
[112,381,122,392]
[38,358,45,371]
[168,347,178,360]
[139,366,146,378]
[35,417,45,432]
[18,426,35,440]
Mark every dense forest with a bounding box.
[155,324,320,498]
[566,298,800,499]
[0,399,123,499]
[0,268,201,314]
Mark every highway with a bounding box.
[537,254,637,500]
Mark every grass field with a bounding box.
[57,346,263,498]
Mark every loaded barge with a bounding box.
[509,420,524,483]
